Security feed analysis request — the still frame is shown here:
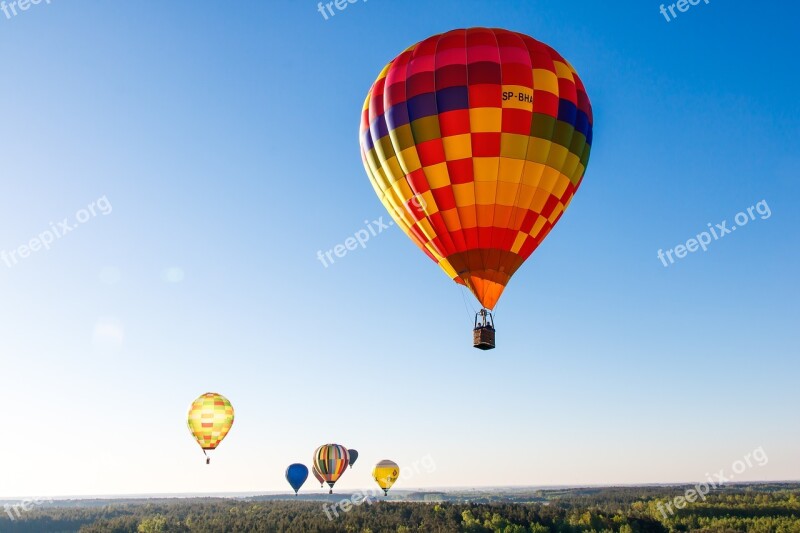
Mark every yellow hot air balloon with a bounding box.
[187,392,234,464]
[372,460,400,496]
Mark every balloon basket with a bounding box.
[473,310,496,350]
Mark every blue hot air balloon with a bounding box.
[285,463,309,495]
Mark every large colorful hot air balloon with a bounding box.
[312,464,325,487]
[187,392,234,464]
[372,460,400,496]
[359,28,593,349]
[348,449,359,469]
[313,444,349,494]
[285,463,309,495]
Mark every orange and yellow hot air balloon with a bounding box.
[187,392,234,464]
[359,28,594,349]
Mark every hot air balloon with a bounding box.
[312,464,325,488]
[313,444,349,494]
[359,28,594,350]
[348,449,359,469]
[187,392,234,464]
[285,463,309,495]
[372,460,400,496]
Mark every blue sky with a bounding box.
[0,0,797,497]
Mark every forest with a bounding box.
[1,483,798,532]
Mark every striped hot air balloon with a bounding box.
[313,444,349,494]
[187,392,234,464]
[359,27,593,348]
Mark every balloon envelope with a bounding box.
[372,460,400,495]
[187,393,234,461]
[348,449,359,468]
[285,463,309,495]
[359,28,593,310]
[313,444,349,492]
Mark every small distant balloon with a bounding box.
[372,460,399,496]
[187,392,234,464]
[348,449,359,469]
[312,465,325,487]
[285,463,309,495]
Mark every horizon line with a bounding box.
[3,479,799,502]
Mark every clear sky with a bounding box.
[0,0,798,498]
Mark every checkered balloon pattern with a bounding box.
[187,392,234,451]
[360,28,593,309]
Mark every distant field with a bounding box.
[1,483,799,532]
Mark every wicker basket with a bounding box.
[473,327,496,350]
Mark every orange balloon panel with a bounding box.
[359,28,593,309]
